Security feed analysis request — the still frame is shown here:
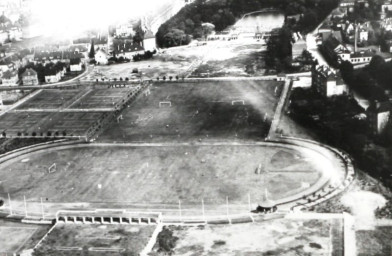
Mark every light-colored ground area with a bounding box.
[153,218,341,255]
[99,81,283,143]
[0,144,324,207]
[0,220,51,255]
[190,43,267,77]
[34,224,156,256]
[92,41,269,79]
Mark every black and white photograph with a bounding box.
[0,0,392,255]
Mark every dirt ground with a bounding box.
[34,224,156,256]
[0,144,323,207]
[98,80,283,143]
[152,218,339,256]
[92,41,269,79]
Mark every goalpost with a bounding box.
[231,100,245,105]
[159,101,172,108]
[48,163,57,174]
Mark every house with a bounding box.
[367,101,391,134]
[382,1,392,13]
[143,30,156,52]
[359,29,369,42]
[312,65,348,97]
[321,34,350,62]
[348,51,374,64]
[116,24,134,37]
[113,43,145,59]
[8,26,22,41]
[21,68,38,86]
[70,58,83,72]
[292,37,307,61]
[0,60,11,72]
[95,49,108,65]
[1,70,18,86]
[0,30,8,44]
[340,0,355,7]
[44,69,62,83]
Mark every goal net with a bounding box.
[231,100,245,105]
[159,101,172,108]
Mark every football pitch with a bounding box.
[99,80,283,142]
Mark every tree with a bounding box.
[201,22,215,40]
[88,40,95,59]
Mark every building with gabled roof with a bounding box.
[143,30,156,52]
[1,69,18,86]
[113,42,145,59]
[367,100,391,135]
[21,68,38,86]
[70,58,83,72]
[312,65,348,97]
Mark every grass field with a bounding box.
[0,144,325,207]
[151,218,340,255]
[34,224,156,256]
[0,220,51,255]
[99,80,283,143]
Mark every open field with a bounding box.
[15,90,83,110]
[0,219,51,255]
[191,44,267,77]
[151,218,341,255]
[0,143,328,208]
[0,88,143,138]
[34,224,156,256]
[92,41,270,79]
[0,111,107,137]
[356,227,392,256]
[99,80,283,143]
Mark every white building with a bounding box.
[116,24,134,37]
[95,49,109,65]
[312,65,348,98]
[70,58,83,72]
[1,70,18,86]
[143,30,156,52]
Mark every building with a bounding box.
[95,49,109,65]
[143,30,156,52]
[44,69,62,83]
[382,1,392,13]
[70,58,83,72]
[359,29,368,42]
[115,24,134,37]
[312,65,348,97]
[1,70,18,85]
[292,37,307,61]
[348,51,374,64]
[113,42,145,59]
[21,68,38,86]
[367,101,391,135]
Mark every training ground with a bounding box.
[0,80,348,219]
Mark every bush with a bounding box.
[156,227,178,253]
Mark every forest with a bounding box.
[156,0,340,48]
